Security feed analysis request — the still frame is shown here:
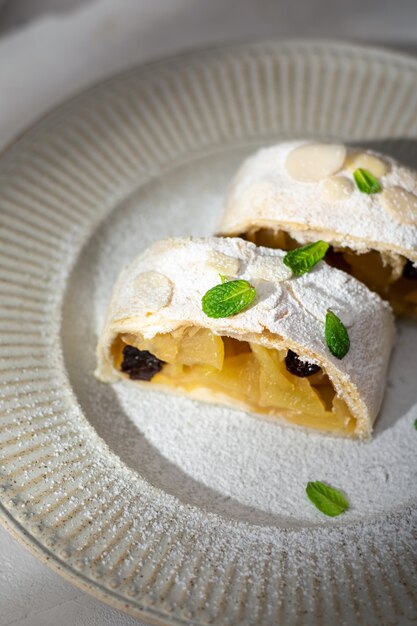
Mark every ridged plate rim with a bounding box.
[0,39,416,625]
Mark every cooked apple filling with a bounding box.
[111,327,355,435]
[245,228,417,316]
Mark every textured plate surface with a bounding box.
[1,41,417,625]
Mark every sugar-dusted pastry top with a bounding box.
[218,141,417,262]
[96,237,395,438]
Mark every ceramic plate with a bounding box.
[1,41,416,626]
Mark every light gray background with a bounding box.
[1,1,417,624]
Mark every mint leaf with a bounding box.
[353,168,381,194]
[325,310,350,359]
[283,241,329,277]
[414,418,417,430]
[306,481,349,517]
[202,279,256,318]
[219,274,228,283]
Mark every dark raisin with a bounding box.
[403,260,417,280]
[121,345,165,381]
[285,349,321,378]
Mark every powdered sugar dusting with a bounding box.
[62,149,417,528]
[219,141,417,260]
[2,43,416,624]
[291,270,356,327]
[97,235,394,436]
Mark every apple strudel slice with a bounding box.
[96,237,394,439]
[218,141,417,316]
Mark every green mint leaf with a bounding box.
[306,481,349,517]
[325,310,350,359]
[283,241,329,277]
[202,279,256,318]
[219,274,228,283]
[353,168,381,194]
[414,418,417,430]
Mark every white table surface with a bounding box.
[1,1,417,624]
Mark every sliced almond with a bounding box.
[321,176,354,202]
[205,250,240,277]
[285,143,346,182]
[380,187,417,226]
[346,152,388,177]
[133,271,173,314]
[249,255,292,282]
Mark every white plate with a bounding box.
[1,41,417,625]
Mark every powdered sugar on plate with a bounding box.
[63,147,417,528]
